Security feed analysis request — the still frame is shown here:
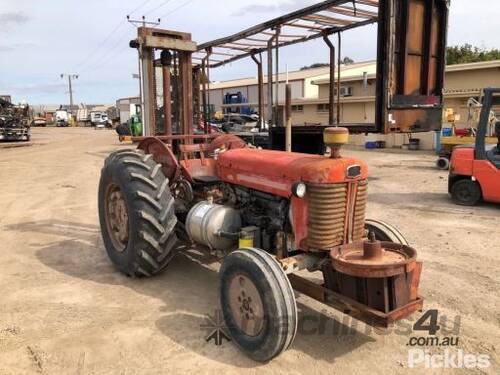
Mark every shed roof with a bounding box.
[311,59,500,85]
[195,0,379,68]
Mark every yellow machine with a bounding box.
[437,97,498,170]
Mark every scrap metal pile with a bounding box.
[0,97,31,141]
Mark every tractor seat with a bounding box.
[179,157,219,184]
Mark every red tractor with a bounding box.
[449,88,500,205]
[98,0,450,361]
[99,128,424,362]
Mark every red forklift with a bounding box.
[449,88,500,205]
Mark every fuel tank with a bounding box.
[216,148,368,197]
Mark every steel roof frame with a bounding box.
[195,0,379,68]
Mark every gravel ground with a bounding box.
[0,127,498,374]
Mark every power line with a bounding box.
[159,0,197,19]
[81,13,162,73]
[86,45,134,73]
[81,33,132,73]
[144,0,174,16]
[74,0,160,70]
[82,15,156,73]
[75,21,125,69]
[129,0,156,15]
[78,0,198,74]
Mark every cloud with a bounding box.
[232,0,310,17]
[0,12,29,26]
[4,79,122,96]
[6,82,68,95]
[0,42,37,52]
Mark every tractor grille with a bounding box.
[352,180,368,240]
[307,180,367,250]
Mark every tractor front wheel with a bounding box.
[219,248,297,362]
[365,219,409,245]
[451,179,482,206]
[98,149,178,277]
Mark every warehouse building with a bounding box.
[116,97,142,124]
[207,59,500,150]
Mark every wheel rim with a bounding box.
[457,185,472,202]
[104,184,129,252]
[228,274,265,337]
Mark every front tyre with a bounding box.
[98,149,178,277]
[219,248,297,363]
[365,219,409,245]
[451,179,482,206]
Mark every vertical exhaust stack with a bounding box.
[285,83,292,152]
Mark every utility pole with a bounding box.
[126,15,161,28]
[60,74,78,110]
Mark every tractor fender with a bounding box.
[137,137,181,185]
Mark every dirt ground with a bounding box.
[0,127,498,374]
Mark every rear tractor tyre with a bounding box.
[365,219,409,245]
[98,149,178,277]
[219,248,297,363]
[451,179,482,206]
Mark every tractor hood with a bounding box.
[217,148,368,198]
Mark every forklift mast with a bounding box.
[132,0,450,142]
[376,0,449,133]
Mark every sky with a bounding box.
[1,0,499,105]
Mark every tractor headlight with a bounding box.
[292,182,307,198]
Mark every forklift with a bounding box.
[449,88,500,205]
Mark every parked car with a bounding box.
[211,113,266,133]
[31,117,47,127]
[90,111,112,128]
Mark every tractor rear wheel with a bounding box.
[365,219,409,245]
[451,179,482,206]
[98,149,178,277]
[219,248,297,362]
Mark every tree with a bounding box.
[342,57,354,65]
[300,63,329,70]
[300,57,355,71]
[446,44,500,65]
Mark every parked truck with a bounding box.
[55,110,70,127]
[76,107,90,125]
